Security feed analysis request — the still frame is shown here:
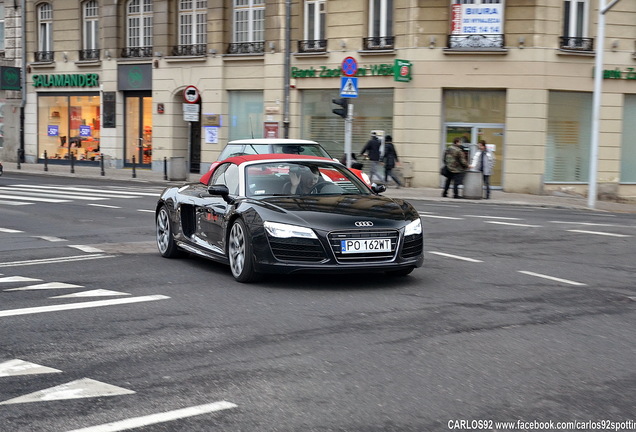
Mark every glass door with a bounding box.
[444,124,504,187]
[124,93,152,167]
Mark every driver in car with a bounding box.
[285,166,321,194]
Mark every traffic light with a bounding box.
[332,98,349,119]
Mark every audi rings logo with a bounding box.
[354,221,374,227]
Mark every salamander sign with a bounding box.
[32,73,99,88]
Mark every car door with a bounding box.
[196,162,240,255]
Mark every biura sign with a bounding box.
[291,63,394,79]
[32,73,99,88]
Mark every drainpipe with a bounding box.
[19,0,26,162]
[283,0,291,138]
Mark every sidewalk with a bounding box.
[3,161,636,214]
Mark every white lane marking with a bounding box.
[0,378,136,405]
[465,215,522,220]
[419,214,464,220]
[0,276,42,283]
[0,254,112,268]
[0,359,62,377]
[0,294,170,318]
[567,229,631,238]
[0,227,24,233]
[550,221,627,227]
[0,188,108,201]
[518,270,586,286]
[13,184,156,197]
[0,200,32,206]
[51,289,131,298]
[485,221,542,228]
[5,282,83,291]
[0,186,139,199]
[35,236,68,242]
[137,209,155,213]
[0,194,69,203]
[66,401,238,432]
[88,204,122,209]
[428,251,483,262]
[69,245,105,253]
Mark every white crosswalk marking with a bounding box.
[0,183,157,206]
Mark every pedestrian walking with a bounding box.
[470,139,495,199]
[360,132,382,182]
[382,135,402,188]
[442,138,469,198]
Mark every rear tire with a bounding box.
[228,219,260,283]
[156,206,183,258]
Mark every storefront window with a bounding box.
[301,89,393,157]
[545,91,591,183]
[38,93,101,161]
[444,90,505,123]
[621,95,636,183]
[228,91,264,141]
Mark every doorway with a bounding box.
[124,92,152,167]
[443,124,504,187]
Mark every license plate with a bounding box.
[341,238,391,254]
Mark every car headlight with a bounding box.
[264,221,317,239]
[404,218,422,236]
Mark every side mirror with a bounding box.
[208,184,232,203]
[371,183,387,194]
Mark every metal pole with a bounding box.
[132,155,137,178]
[589,0,621,209]
[70,152,75,174]
[100,153,105,176]
[44,150,48,171]
[163,157,168,180]
[283,0,291,138]
[17,149,21,169]
[345,103,353,169]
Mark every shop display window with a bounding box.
[38,93,101,161]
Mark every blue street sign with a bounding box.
[340,77,358,98]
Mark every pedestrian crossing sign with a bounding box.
[340,77,358,98]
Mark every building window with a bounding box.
[37,3,54,62]
[448,0,504,50]
[123,0,153,58]
[546,91,592,183]
[621,96,636,183]
[365,0,394,50]
[81,0,100,60]
[560,0,592,51]
[173,0,208,56]
[299,0,326,53]
[229,0,265,54]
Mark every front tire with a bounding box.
[156,205,183,258]
[228,219,259,283]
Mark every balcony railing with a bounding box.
[298,39,327,53]
[447,34,505,50]
[227,42,265,54]
[172,44,207,56]
[559,36,594,52]
[79,49,101,61]
[121,46,153,58]
[362,36,395,50]
[35,51,54,62]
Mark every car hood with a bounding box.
[249,194,418,231]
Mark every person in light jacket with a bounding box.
[470,139,495,199]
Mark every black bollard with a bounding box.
[70,152,75,174]
[163,157,168,180]
[44,150,48,171]
[100,153,105,176]
[132,155,137,178]
[17,149,21,169]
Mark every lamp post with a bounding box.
[283,0,291,138]
[589,0,621,208]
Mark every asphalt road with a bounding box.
[1,173,635,432]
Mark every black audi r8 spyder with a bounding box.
[155,154,423,282]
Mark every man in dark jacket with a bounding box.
[442,138,469,198]
[360,132,382,182]
[383,135,402,188]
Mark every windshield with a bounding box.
[271,144,332,158]
[245,161,371,197]
[219,143,332,161]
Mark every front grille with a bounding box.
[328,229,399,263]
[401,233,423,258]
[268,237,326,262]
